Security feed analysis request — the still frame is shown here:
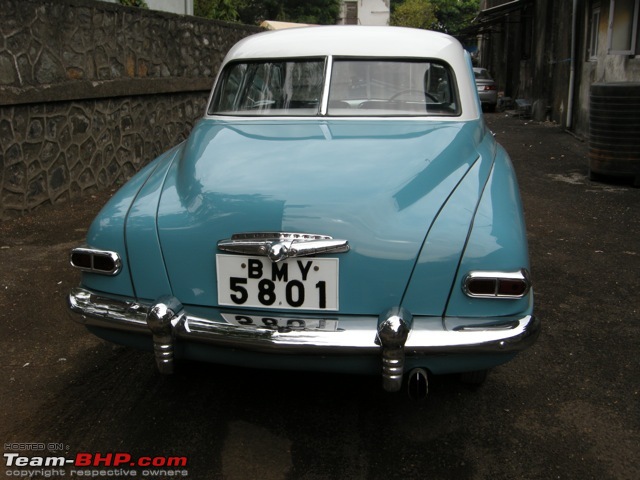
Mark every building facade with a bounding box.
[471,0,640,138]
[337,0,390,26]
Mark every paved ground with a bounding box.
[1,112,638,480]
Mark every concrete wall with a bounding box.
[0,0,260,218]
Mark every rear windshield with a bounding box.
[208,57,460,117]
[209,59,325,116]
[328,59,459,116]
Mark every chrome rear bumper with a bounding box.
[68,287,539,391]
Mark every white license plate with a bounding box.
[216,254,339,311]
[221,313,338,332]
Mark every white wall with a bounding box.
[146,0,193,16]
[100,0,194,16]
[338,0,390,26]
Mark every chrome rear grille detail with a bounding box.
[218,232,349,263]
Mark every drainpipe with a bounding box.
[566,0,578,129]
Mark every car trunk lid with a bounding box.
[153,118,482,315]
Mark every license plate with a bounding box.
[221,313,338,332]
[216,254,339,311]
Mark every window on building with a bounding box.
[587,4,601,60]
[345,2,358,25]
[607,0,640,54]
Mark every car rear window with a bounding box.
[208,57,460,117]
[209,59,326,116]
[328,59,459,116]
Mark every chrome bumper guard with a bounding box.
[68,287,539,392]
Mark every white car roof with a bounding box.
[224,26,463,60]
[216,26,481,120]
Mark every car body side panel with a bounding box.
[402,129,496,315]
[80,155,169,297]
[445,144,532,318]
[125,145,183,302]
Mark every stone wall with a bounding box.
[0,0,261,218]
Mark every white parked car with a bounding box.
[473,67,498,112]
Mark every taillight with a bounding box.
[70,248,121,275]
[484,85,496,91]
[463,270,531,299]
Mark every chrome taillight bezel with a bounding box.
[463,269,531,299]
[70,247,122,276]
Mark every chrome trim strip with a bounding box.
[70,247,122,276]
[218,232,349,263]
[69,287,539,357]
[462,269,531,299]
[320,55,332,115]
[68,288,149,329]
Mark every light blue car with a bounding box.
[68,26,538,398]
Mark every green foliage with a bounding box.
[195,0,239,22]
[118,0,149,8]
[390,0,437,30]
[430,0,479,35]
[194,0,342,25]
[391,0,480,35]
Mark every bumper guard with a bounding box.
[68,287,539,392]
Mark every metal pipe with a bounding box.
[407,368,429,400]
[567,0,578,129]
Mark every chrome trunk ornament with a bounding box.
[217,232,349,263]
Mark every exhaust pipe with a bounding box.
[407,368,429,400]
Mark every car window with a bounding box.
[209,59,326,116]
[328,59,459,116]
[209,57,460,117]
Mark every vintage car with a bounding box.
[68,26,538,398]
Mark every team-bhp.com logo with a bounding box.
[4,451,189,477]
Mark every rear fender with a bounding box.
[445,145,532,318]
[81,146,182,298]
[401,131,496,315]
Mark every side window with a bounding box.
[607,0,639,55]
[587,3,601,60]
